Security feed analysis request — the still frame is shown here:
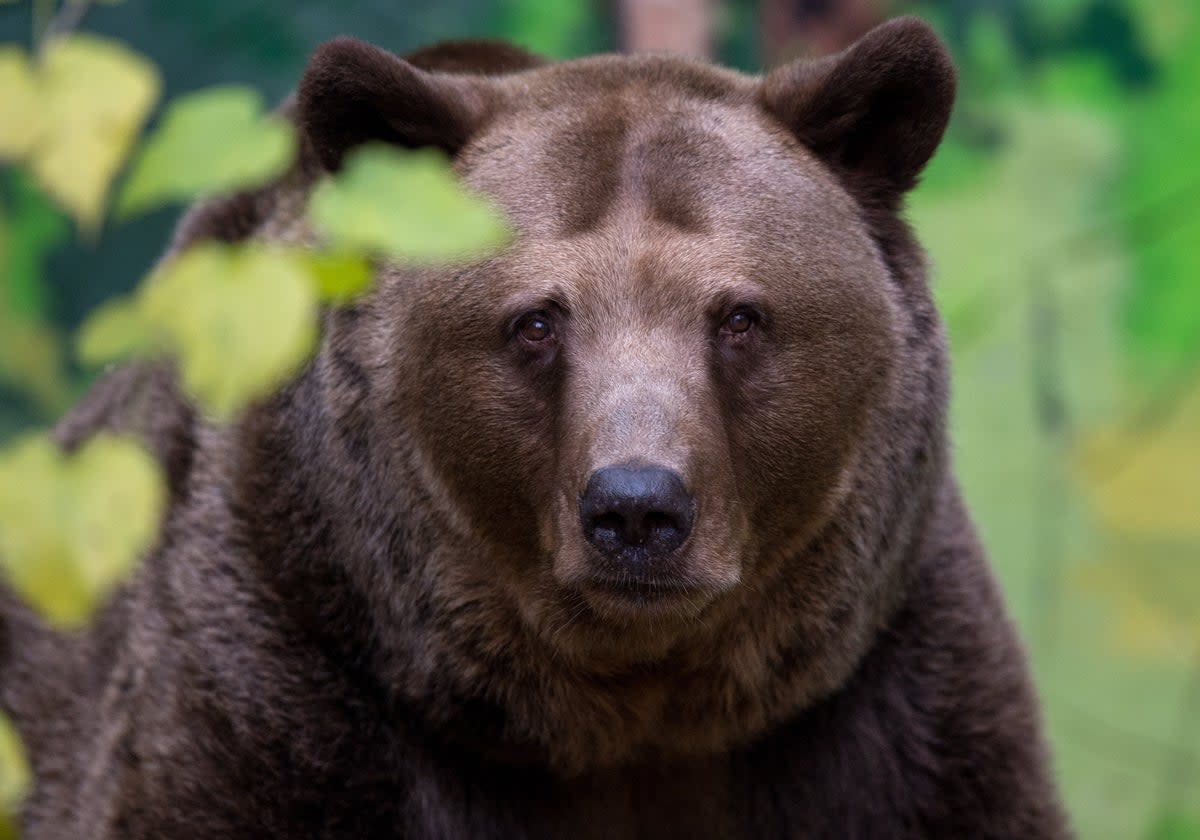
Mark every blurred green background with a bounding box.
[1,0,1198,837]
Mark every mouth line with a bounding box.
[583,576,705,604]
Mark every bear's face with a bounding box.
[299,20,954,669]
[387,91,898,656]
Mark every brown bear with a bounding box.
[0,17,1069,838]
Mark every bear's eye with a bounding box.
[721,308,757,337]
[516,312,554,344]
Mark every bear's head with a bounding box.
[280,18,955,766]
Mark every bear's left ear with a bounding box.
[298,36,498,171]
[759,17,956,205]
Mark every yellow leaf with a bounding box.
[0,434,165,628]
[29,35,160,232]
[142,244,318,418]
[1075,382,1200,538]
[75,294,155,365]
[1077,556,1200,663]
[0,313,72,416]
[0,47,40,161]
[0,714,28,819]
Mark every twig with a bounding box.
[1028,271,1070,649]
[35,0,96,53]
[32,0,56,51]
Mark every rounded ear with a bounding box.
[759,17,956,204]
[297,36,497,171]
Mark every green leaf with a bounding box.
[0,434,165,628]
[140,243,318,418]
[76,295,154,366]
[303,251,373,304]
[118,85,295,218]
[29,34,160,232]
[308,145,511,265]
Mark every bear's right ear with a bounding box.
[758,17,956,207]
[297,37,497,171]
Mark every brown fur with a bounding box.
[2,20,1069,838]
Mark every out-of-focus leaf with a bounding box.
[0,715,28,800]
[140,244,318,418]
[0,714,27,840]
[308,145,510,265]
[1074,382,1200,662]
[303,251,373,304]
[1077,551,1200,662]
[0,48,40,161]
[29,34,160,231]
[118,86,294,217]
[0,314,72,416]
[1075,380,1200,538]
[0,434,165,628]
[76,295,154,365]
[1,170,70,320]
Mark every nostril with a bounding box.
[643,508,681,528]
[591,512,625,541]
[642,511,679,540]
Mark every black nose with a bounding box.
[579,465,694,561]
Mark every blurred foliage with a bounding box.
[0,717,26,840]
[79,243,320,418]
[118,85,294,217]
[0,433,164,626]
[1117,5,1200,387]
[909,0,1200,836]
[0,34,159,231]
[309,145,511,265]
[0,172,71,418]
[0,1,512,830]
[0,0,1198,837]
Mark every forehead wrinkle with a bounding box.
[463,91,874,308]
[623,112,738,234]
[526,96,752,238]
[463,87,806,244]
[541,97,631,235]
